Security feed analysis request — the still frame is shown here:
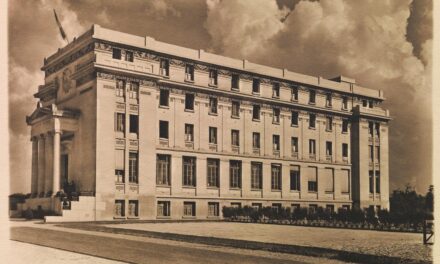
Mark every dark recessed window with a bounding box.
[272,83,280,98]
[309,114,316,128]
[129,115,138,134]
[231,74,240,90]
[253,105,260,120]
[252,78,260,93]
[209,69,218,86]
[291,111,299,126]
[159,89,169,107]
[112,48,121,60]
[185,93,195,111]
[125,51,134,62]
[160,59,169,77]
[159,120,169,139]
[185,64,194,81]
[309,90,316,104]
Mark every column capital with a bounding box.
[39,134,46,139]
[31,136,39,142]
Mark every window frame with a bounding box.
[185,93,195,111]
[207,158,220,188]
[251,162,263,190]
[271,164,282,190]
[229,160,242,189]
[156,154,171,186]
[182,156,196,187]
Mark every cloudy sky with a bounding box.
[9,0,432,194]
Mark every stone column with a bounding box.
[44,133,54,196]
[52,130,61,195]
[37,135,46,197]
[31,137,39,196]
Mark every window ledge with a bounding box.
[182,216,196,219]
[207,186,219,189]
[342,131,348,134]
[325,191,334,194]
[184,79,195,83]
[156,184,171,188]
[251,188,262,191]
[308,191,318,193]
[325,129,333,132]
[161,75,170,79]
[157,216,171,219]
[252,118,261,122]
[252,92,260,96]
[184,109,195,113]
[291,124,298,127]
[159,105,170,109]
[309,102,316,105]
[182,186,196,189]
[229,188,242,190]
[208,112,218,116]
[272,121,280,125]
[231,115,240,119]
[272,96,280,99]
[208,83,218,88]
[309,127,316,130]
[231,88,240,92]
[291,99,298,102]
[271,189,282,192]
[127,217,139,219]
[290,190,300,193]
[113,216,126,220]
[207,216,220,219]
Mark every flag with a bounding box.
[53,9,69,43]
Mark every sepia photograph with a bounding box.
[3,0,437,263]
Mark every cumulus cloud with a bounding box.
[204,0,432,192]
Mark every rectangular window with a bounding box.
[209,69,218,86]
[369,100,374,108]
[157,201,170,217]
[209,97,218,114]
[253,132,260,149]
[309,114,316,128]
[183,156,196,187]
[324,168,334,193]
[326,141,332,156]
[231,101,240,117]
[308,167,318,192]
[363,99,368,107]
[375,171,380,193]
[159,120,169,139]
[115,149,125,183]
[231,74,240,90]
[291,137,298,154]
[208,202,219,217]
[326,205,335,213]
[309,90,316,104]
[272,83,280,98]
[185,64,194,81]
[273,135,280,151]
[252,78,260,93]
[129,115,138,134]
[156,155,171,185]
[326,93,332,107]
[342,96,348,109]
[290,165,300,191]
[160,59,169,77]
[159,89,169,107]
[207,159,219,188]
[342,143,349,158]
[375,123,380,136]
[341,169,350,193]
[309,204,318,213]
[253,105,260,120]
[309,139,316,154]
[128,200,138,217]
[342,119,349,133]
[185,124,194,142]
[326,116,333,131]
[128,82,138,100]
[369,170,374,193]
[115,113,125,133]
[129,152,138,183]
[116,79,125,97]
[271,164,282,190]
[368,122,374,137]
[231,130,240,146]
[229,160,242,188]
[125,51,133,62]
[185,93,195,111]
[112,48,121,60]
[209,127,217,144]
[251,162,262,189]
[273,108,280,123]
[369,145,374,162]
[291,111,299,126]
[375,146,380,161]
[115,200,125,217]
[292,87,298,101]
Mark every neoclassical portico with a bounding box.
[27,103,79,197]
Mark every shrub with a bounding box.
[23,208,33,220]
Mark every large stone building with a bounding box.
[24,25,391,221]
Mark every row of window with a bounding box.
[156,155,351,193]
[158,121,350,157]
[159,90,351,131]
[368,145,381,162]
[114,199,138,217]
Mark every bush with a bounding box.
[23,208,33,220]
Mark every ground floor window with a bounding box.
[309,204,318,214]
[128,200,138,217]
[157,201,170,217]
[208,202,219,217]
[115,200,125,217]
[183,202,196,217]
[325,204,334,213]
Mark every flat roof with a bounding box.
[44,24,384,100]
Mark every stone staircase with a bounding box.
[45,196,96,222]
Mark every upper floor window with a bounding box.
[160,59,169,77]
[326,93,332,107]
[156,154,171,185]
[129,152,138,183]
[207,159,219,188]
[231,130,240,146]
[115,149,125,183]
[125,51,134,62]
[231,74,240,90]
[231,101,240,117]
[291,111,299,126]
[290,166,300,191]
[128,82,138,100]
[309,114,316,128]
[291,137,298,153]
[291,87,298,101]
[342,96,348,109]
[182,156,196,187]
[326,116,333,131]
[342,143,349,158]
[309,90,316,104]
[229,160,242,188]
[273,135,280,151]
[362,99,368,107]
[309,139,316,154]
[112,48,121,60]
[116,79,125,97]
[209,127,217,144]
[129,115,138,135]
[253,105,260,120]
[368,122,374,137]
[209,69,218,86]
[159,89,169,107]
[342,119,349,133]
[115,113,125,133]
[185,124,194,142]
[159,120,169,139]
[253,132,260,149]
[251,162,262,190]
[273,108,280,124]
[185,64,194,82]
[368,100,374,108]
[252,78,260,93]
[326,141,332,156]
[185,93,195,111]
[209,97,218,114]
[375,123,380,137]
[272,83,280,98]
